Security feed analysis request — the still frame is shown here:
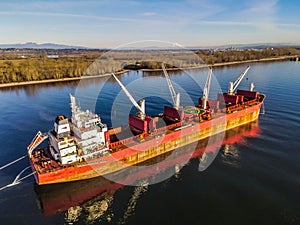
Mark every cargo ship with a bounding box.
[35,121,260,217]
[27,65,265,185]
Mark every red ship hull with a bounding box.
[36,121,260,216]
[30,96,264,185]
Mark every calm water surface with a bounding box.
[0,61,300,225]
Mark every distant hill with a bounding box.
[1,41,299,50]
[188,43,300,50]
[0,42,88,49]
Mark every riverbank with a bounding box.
[211,55,298,67]
[141,55,298,72]
[0,69,129,88]
[0,55,297,88]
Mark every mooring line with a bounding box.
[11,166,31,185]
[0,155,27,171]
[0,166,36,191]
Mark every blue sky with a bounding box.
[0,0,299,48]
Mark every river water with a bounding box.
[0,61,299,225]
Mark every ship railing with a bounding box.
[83,149,108,159]
[245,99,257,105]
[155,121,183,133]
[78,126,96,132]
[81,140,98,146]
[227,99,258,112]
[109,135,139,149]
[109,121,183,149]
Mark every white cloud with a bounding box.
[141,12,156,16]
[239,0,300,33]
[0,0,140,10]
[277,23,300,28]
[0,10,164,24]
[243,0,278,14]
[195,20,254,26]
[239,0,279,29]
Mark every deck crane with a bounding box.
[162,63,180,109]
[228,65,251,95]
[112,73,146,120]
[27,131,48,157]
[202,68,212,109]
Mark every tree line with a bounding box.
[0,55,96,83]
[196,47,300,65]
[0,48,299,84]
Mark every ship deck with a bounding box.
[109,95,264,152]
[30,94,264,177]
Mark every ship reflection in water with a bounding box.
[220,121,260,168]
[34,121,260,224]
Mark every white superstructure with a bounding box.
[69,94,109,161]
[39,94,110,165]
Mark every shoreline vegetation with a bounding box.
[0,47,299,88]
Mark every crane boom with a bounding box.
[162,63,180,109]
[228,66,250,94]
[27,131,48,157]
[202,68,212,109]
[111,73,145,117]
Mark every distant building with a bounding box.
[47,54,59,59]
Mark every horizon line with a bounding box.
[1,41,300,50]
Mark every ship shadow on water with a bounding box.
[34,121,260,223]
